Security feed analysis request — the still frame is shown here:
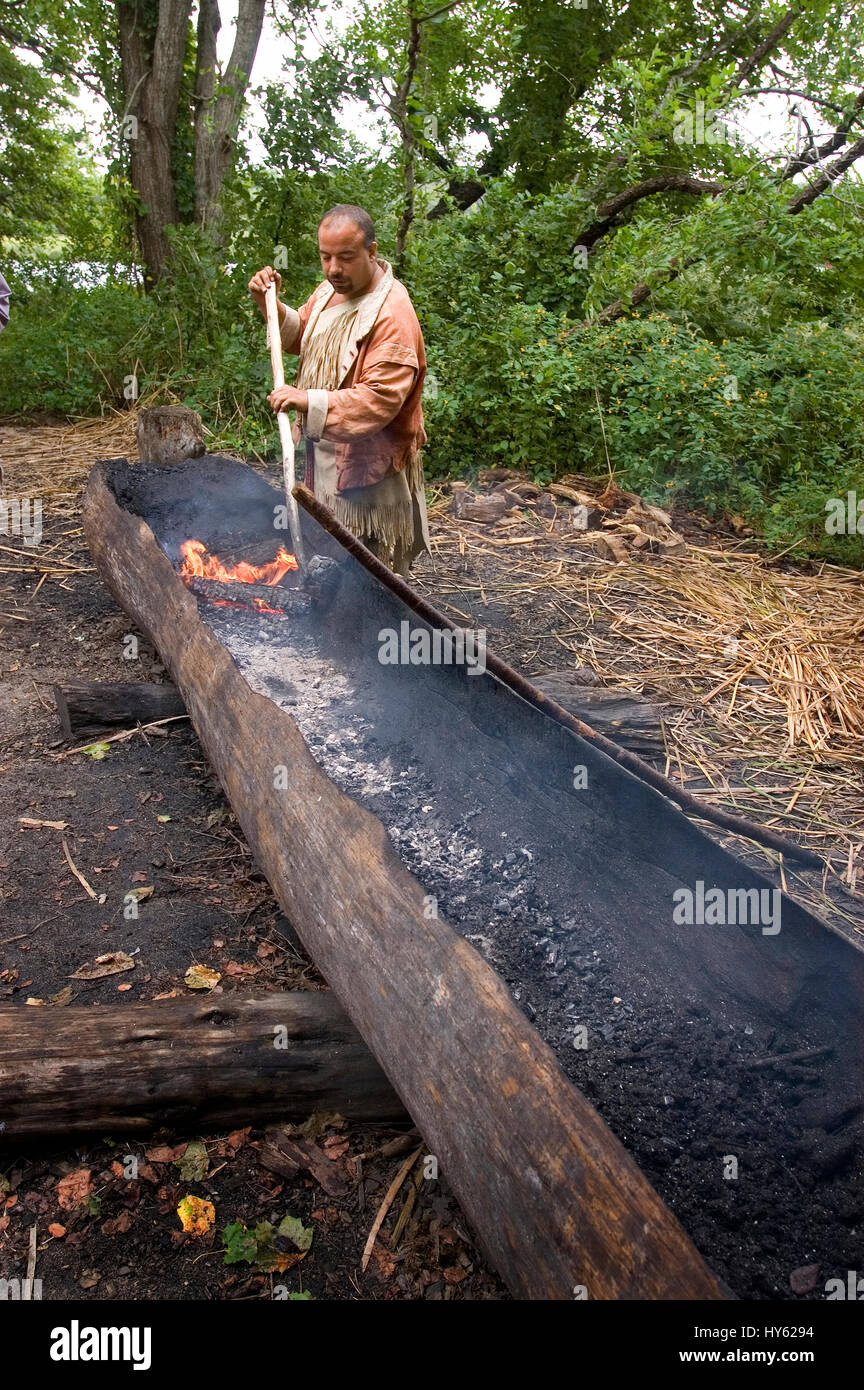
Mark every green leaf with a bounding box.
[277,1214,314,1252]
[83,742,111,760]
[175,1140,209,1182]
[223,1221,259,1265]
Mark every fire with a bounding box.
[179,539,298,586]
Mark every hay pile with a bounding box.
[0,414,139,509]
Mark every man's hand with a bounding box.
[268,385,309,414]
[249,265,282,311]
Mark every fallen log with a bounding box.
[531,669,666,756]
[82,456,724,1301]
[53,680,186,740]
[0,993,406,1140]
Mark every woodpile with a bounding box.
[449,469,686,561]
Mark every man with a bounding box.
[249,205,430,574]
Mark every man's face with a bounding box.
[318,218,377,296]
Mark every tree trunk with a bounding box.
[0,993,406,1140]
[137,404,206,465]
[117,0,192,285]
[193,0,266,237]
[116,0,263,282]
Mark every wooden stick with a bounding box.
[361,1146,423,1272]
[265,282,306,572]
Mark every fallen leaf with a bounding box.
[117,983,133,992]
[184,964,221,991]
[224,960,261,977]
[70,952,135,981]
[56,1168,93,1211]
[176,1140,209,1182]
[124,885,154,903]
[48,1223,66,1238]
[146,1144,186,1164]
[277,1214,314,1252]
[177,1194,216,1235]
[156,814,171,823]
[101,1210,132,1236]
[82,743,111,760]
[79,1269,101,1288]
[370,1240,397,1278]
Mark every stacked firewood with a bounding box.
[448,469,686,562]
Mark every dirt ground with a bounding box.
[1,417,862,1302]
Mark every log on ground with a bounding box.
[54,680,186,740]
[0,993,407,1140]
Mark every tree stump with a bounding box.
[136,405,206,466]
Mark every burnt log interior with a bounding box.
[0,994,407,1140]
[85,455,864,1300]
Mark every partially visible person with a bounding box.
[0,270,10,332]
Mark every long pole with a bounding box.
[265,281,306,571]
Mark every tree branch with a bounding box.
[575,175,726,253]
[780,89,864,181]
[785,133,864,212]
[733,6,800,87]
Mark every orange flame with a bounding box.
[179,539,298,586]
